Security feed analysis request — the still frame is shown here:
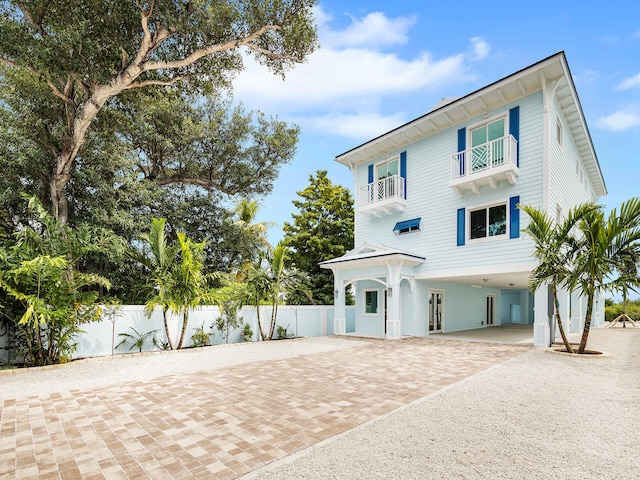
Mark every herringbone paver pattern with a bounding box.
[1,337,527,479]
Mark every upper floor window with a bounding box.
[556,116,563,147]
[376,157,399,180]
[470,203,507,240]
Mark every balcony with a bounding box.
[359,175,406,217]
[450,135,519,197]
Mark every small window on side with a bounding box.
[556,117,563,147]
[365,290,378,314]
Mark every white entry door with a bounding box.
[428,290,444,333]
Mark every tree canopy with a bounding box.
[283,170,354,305]
[0,0,318,224]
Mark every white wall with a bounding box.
[0,305,356,363]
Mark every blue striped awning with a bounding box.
[393,217,421,235]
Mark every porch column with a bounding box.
[333,273,346,335]
[533,285,551,347]
[386,263,402,339]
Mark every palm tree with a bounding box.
[520,204,597,352]
[115,327,160,353]
[246,243,308,340]
[233,198,274,252]
[140,218,179,350]
[569,198,640,353]
[171,232,211,349]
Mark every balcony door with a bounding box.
[376,158,399,199]
[471,118,504,171]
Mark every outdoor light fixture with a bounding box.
[482,278,489,283]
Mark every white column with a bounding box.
[386,263,402,340]
[333,273,346,335]
[533,286,551,347]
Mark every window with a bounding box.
[364,290,378,314]
[393,217,421,235]
[470,117,505,171]
[470,204,507,240]
[377,157,399,180]
[556,117,563,147]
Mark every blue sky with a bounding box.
[231,0,640,245]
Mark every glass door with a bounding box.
[486,294,495,326]
[471,118,504,170]
[428,290,444,332]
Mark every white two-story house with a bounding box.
[320,52,607,347]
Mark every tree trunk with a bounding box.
[268,300,278,340]
[162,307,175,350]
[176,309,189,349]
[256,299,267,341]
[553,285,574,353]
[578,291,594,354]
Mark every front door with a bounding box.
[486,294,495,326]
[428,290,444,333]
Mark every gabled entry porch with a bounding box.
[320,243,425,339]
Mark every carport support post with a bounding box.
[533,286,551,347]
[385,263,402,340]
[333,276,346,335]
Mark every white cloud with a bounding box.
[614,72,640,91]
[234,48,468,113]
[320,11,416,49]
[469,37,490,60]
[597,110,640,131]
[307,112,408,140]
[232,9,488,139]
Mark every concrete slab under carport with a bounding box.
[343,323,537,345]
[434,323,537,345]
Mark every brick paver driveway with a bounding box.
[1,337,527,479]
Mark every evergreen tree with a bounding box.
[283,171,354,305]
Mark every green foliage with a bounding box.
[0,197,110,365]
[190,323,213,348]
[276,324,294,340]
[283,171,354,305]
[521,198,640,353]
[211,275,247,344]
[604,299,640,321]
[1,0,316,298]
[115,327,160,353]
[138,218,212,350]
[245,243,308,340]
[241,322,254,342]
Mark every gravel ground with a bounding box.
[0,336,367,401]
[245,328,640,480]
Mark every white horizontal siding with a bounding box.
[548,98,598,220]
[353,92,546,275]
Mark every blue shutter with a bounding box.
[510,195,520,239]
[368,164,373,184]
[509,106,520,167]
[400,151,407,199]
[457,208,465,246]
[457,128,466,176]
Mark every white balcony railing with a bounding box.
[359,175,406,216]
[451,135,517,180]
[450,135,519,196]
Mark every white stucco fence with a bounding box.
[0,305,356,362]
